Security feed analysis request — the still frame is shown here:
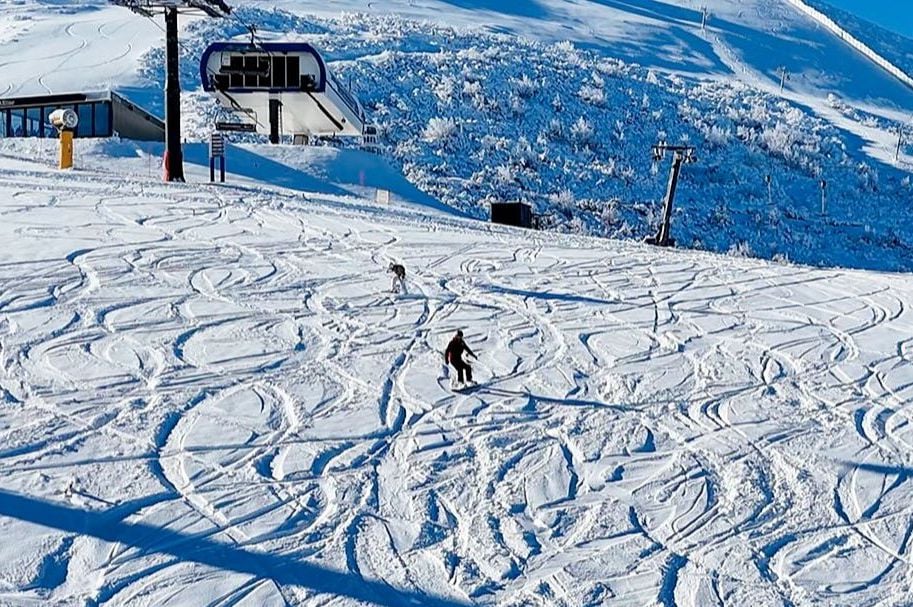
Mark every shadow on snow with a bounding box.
[0,489,471,607]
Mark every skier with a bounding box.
[388,262,406,293]
[445,329,477,388]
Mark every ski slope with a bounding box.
[0,3,160,98]
[5,1,913,271]
[2,140,913,606]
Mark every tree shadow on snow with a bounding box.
[0,489,471,607]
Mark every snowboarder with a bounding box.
[445,329,477,388]
[388,262,406,293]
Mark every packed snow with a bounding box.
[4,1,913,605]
[2,137,913,606]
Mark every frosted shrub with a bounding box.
[613,120,625,142]
[394,139,420,160]
[551,94,563,112]
[704,125,732,147]
[509,94,526,116]
[458,47,484,62]
[568,215,589,234]
[433,76,457,103]
[760,122,795,157]
[618,166,636,183]
[747,99,770,126]
[857,162,879,191]
[570,117,595,145]
[545,119,563,139]
[596,57,626,78]
[512,137,536,168]
[512,74,537,98]
[423,117,458,144]
[783,107,805,125]
[601,198,619,224]
[548,189,576,213]
[494,164,515,185]
[728,241,753,257]
[463,80,483,97]
[579,84,605,106]
[480,134,500,150]
[594,157,617,177]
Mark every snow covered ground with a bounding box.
[5,1,913,271]
[0,2,160,98]
[3,140,913,606]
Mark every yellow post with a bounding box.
[59,130,74,170]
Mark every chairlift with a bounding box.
[200,41,368,140]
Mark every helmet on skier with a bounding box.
[455,329,463,338]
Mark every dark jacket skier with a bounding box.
[445,329,476,384]
[388,262,406,293]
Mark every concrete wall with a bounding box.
[784,0,913,92]
[112,92,164,141]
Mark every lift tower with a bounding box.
[646,142,697,248]
[110,1,232,182]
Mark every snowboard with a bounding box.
[450,381,482,393]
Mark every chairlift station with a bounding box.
[200,42,368,142]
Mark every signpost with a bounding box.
[215,121,256,133]
[210,132,226,183]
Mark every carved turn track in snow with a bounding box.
[0,151,912,606]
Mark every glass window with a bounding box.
[42,106,56,138]
[0,110,7,137]
[94,102,111,136]
[26,107,42,137]
[244,56,259,88]
[77,103,93,137]
[272,56,286,88]
[286,56,299,89]
[10,109,25,137]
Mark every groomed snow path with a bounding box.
[1,152,913,607]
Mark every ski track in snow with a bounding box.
[1,156,913,606]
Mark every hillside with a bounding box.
[2,136,913,607]
[805,0,913,81]
[3,1,913,270]
[174,4,913,271]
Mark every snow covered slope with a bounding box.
[5,0,913,271]
[2,139,913,606]
[0,2,160,98]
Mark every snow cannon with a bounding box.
[49,109,79,131]
[48,109,78,170]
